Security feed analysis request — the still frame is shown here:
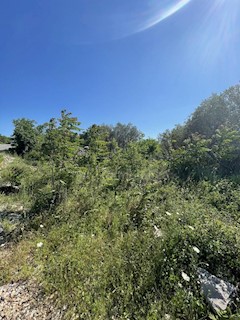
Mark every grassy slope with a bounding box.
[0,154,240,320]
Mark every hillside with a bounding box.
[1,85,240,320]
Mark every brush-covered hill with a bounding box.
[1,85,240,320]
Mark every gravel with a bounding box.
[0,281,64,320]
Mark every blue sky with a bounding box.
[0,0,240,137]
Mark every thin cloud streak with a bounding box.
[136,0,193,34]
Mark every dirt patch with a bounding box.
[0,281,64,320]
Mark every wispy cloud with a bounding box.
[137,0,193,33]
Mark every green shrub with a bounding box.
[0,158,30,186]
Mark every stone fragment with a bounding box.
[0,225,4,235]
[197,267,236,312]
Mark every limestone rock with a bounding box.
[198,267,236,312]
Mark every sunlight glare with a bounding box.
[189,0,240,66]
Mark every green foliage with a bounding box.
[1,148,240,319]
[159,125,185,158]
[29,177,240,320]
[185,84,240,139]
[41,110,81,167]
[0,134,11,144]
[170,134,216,181]
[12,118,37,155]
[137,139,161,160]
[185,94,228,138]
[160,84,240,180]
[2,86,240,319]
[35,110,82,203]
[81,124,111,164]
[212,127,240,176]
[0,157,30,186]
[110,122,144,149]
[111,143,145,190]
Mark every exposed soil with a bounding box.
[0,281,64,320]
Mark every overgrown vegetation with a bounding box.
[1,85,240,319]
[0,134,11,144]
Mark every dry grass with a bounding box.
[0,238,36,285]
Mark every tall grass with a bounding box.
[0,154,240,319]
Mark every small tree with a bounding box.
[12,118,37,155]
[81,124,111,164]
[170,134,216,181]
[212,127,240,176]
[41,110,81,188]
[110,123,144,149]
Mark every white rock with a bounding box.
[37,242,43,248]
[153,225,163,238]
[192,246,200,254]
[197,267,236,312]
[181,271,190,282]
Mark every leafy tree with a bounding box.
[184,84,240,139]
[158,129,174,160]
[221,84,240,128]
[25,124,48,161]
[159,125,185,160]
[110,123,144,149]
[81,124,111,147]
[170,134,216,181]
[12,118,37,155]
[40,110,81,190]
[41,110,81,167]
[81,124,112,165]
[164,84,240,180]
[136,138,161,160]
[185,94,228,138]
[212,127,240,176]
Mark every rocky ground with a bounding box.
[0,206,61,319]
[0,281,63,320]
[0,154,63,319]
